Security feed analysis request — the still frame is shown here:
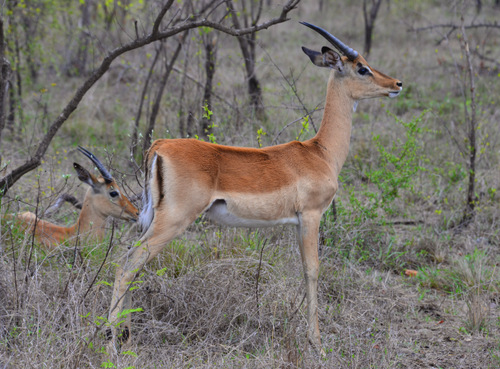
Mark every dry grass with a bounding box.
[2,0,500,368]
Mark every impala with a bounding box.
[5,147,139,250]
[108,22,402,351]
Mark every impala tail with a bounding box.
[139,154,159,236]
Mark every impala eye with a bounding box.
[109,191,119,198]
[358,67,370,76]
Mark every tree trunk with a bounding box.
[228,0,266,120]
[238,33,265,119]
[186,111,195,138]
[9,0,24,129]
[7,78,15,132]
[178,33,191,138]
[475,0,482,13]
[363,0,383,58]
[142,39,183,155]
[130,42,163,159]
[71,0,92,76]
[460,20,478,225]
[0,19,10,147]
[201,36,217,138]
[21,11,40,83]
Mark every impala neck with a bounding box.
[68,189,108,239]
[310,72,355,177]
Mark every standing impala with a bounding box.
[108,22,402,350]
[5,147,139,250]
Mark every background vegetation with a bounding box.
[1,0,500,367]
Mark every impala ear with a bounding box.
[302,46,323,66]
[302,46,343,71]
[320,46,344,71]
[73,163,98,188]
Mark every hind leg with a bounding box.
[107,214,199,352]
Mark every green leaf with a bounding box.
[118,308,144,318]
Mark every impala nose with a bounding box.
[396,81,403,88]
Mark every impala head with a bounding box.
[74,146,139,222]
[300,21,402,101]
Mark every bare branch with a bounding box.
[473,49,500,68]
[409,21,500,33]
[152,0,175,36]
[172,65,235,109]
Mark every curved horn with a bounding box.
[77,146,113,183]
[300,21,359,61]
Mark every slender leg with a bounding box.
[107,215,196,351]
[107,243,151,351]
[296,211,322,349]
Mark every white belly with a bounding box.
[205,200,299,228]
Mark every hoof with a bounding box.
[105,326,130,344]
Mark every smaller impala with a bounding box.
[5,147,139,250]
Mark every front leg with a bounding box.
[296,211,322,350]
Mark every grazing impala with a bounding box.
[108,22,402,350]
[5,147,139,250]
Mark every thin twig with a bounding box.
[172,65,236,109]
[272,105,323,145]
[289,293,307,322]
[472,49,500,68]
[80,222,116,303]
[385,220,424,226]
[9,227,19,311]
[409,21,500,33]
[24,176,41,292]
[62,223,81,297]
[261,46,318,133]
[255,239,268,310]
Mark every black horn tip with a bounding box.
[77,146,93,159]
[299,21,317,31]
[300,21,359,61]
[76,146,114,181]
